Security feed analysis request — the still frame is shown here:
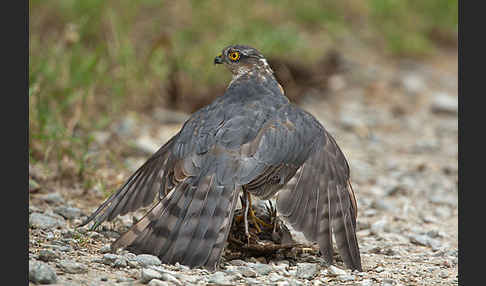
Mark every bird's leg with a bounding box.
[246,191,273,233]
[244,190,251,244]
[267,201,281,241]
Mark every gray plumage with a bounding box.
[80,45,362,271]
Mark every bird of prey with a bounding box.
[80,45,362,271]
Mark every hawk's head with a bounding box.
[214,45,273,77]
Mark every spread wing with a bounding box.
[79,136,178,230]
[236,104,362,271]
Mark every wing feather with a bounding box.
[79,137,177,229]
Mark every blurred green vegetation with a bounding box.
[29,0,457,185]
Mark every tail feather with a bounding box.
[111,173,238,270]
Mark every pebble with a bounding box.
[148,279,170,286]
[339,114,364,131]
[250,263,274,275]
[29,260,58,284]
[430,92,457,115]
[160,273,182,285]
[208,271,231,285]
[115,115,138,137]
[99,244,112,254]
[370,218,388,235]
[141,268,163,284]
[229,259,247,266]
[296,263,319,280]
[135,135,160,154]
[57,259,88,274]
[439,270,449,278]
[237,266,257,277]
[370,199,394,212]
[409,234,441,250]
[29,212,66,229]
[360,279,374,286]
[176,273,199,284]
[102,253,120,266]
[402,73,426,94]
[53,206,82,219]
[268,272,284,282]
[38,249,59,262]
[338,274,355,282]
[39,192,65,204]
[381,279,395,286]
[136,254,162,267]
[114,257,128,268]
[327,265,347,276]
[375,266,385,273]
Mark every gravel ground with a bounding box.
[29,49,458,285]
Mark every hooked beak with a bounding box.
[214,54,224,65]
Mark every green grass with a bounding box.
[29,0,457,187]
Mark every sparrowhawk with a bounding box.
[81,45,362,271]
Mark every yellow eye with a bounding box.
[228,51,240,61]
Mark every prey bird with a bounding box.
[80,45,362,271]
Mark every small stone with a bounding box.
[54,206,82,219]
[102,253,120,265]
[402,73,426,94]
[160,273,182,286]
[29,260,58,284]
[340,114,363,131]
[57,259,87,274]
[99,244,111,254]
[251,263,273,275]
[238,266,257,277]
[243,277,259,285]
[430,92,457,115]
[29,212,65,229]
[208,271,231,285]
[114,257,128,268]
[371,199,393,212]
[175,262,190,271]
[374,266,385,273]
[439,270,449,278]
[136,254,162,267]
[338,274,355,282]
[176,274,199,284]
[296,263,319,280]
[286,279,304,286]
[381,279,395,286]
[360,279,374,286]
[141,268,163,284]
[409,234,441,250]
[40,192,65,204]
[268,272,284,282]
[328,265,347,276]
[115,115,137,137]
[148,279,169,286]
[135,135,160,154]
[229,259,247,266]
[370,218,387,235]
[116,277,134,283]
[38,249,59,262]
